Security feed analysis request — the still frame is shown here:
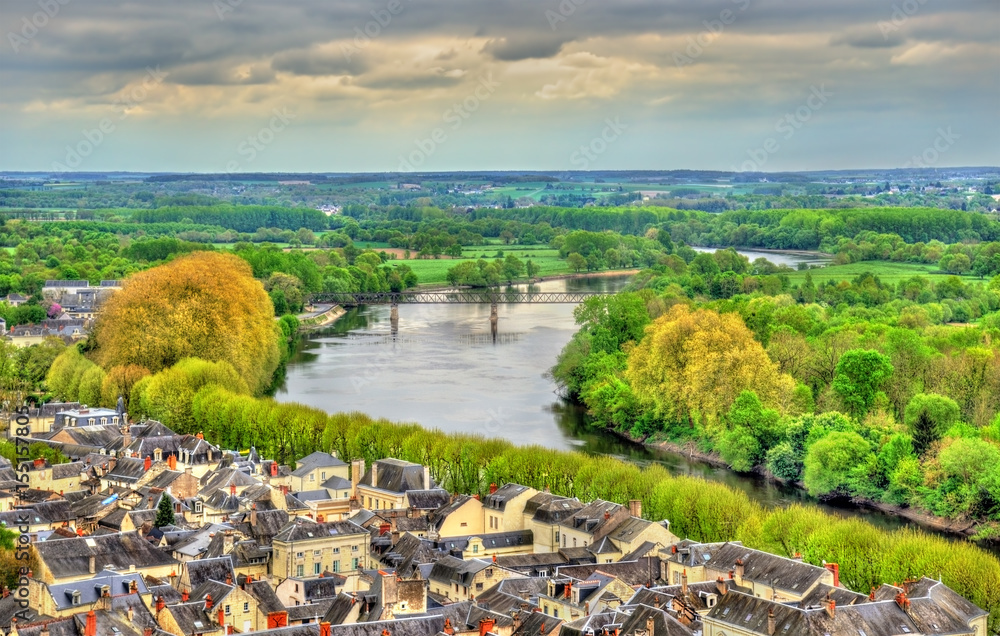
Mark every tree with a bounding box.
[803,431,873,497]
[502,254,525,283]
[155,494,175,527]
[904,393,961,456]
[567,252,587,273]
[831,349,893,419]
[625,305,794,426]
[90,252,281,393]
[525,259,540,279]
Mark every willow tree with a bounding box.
[624,305,794,428]
[91,252,281,393]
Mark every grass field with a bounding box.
[388,246,575,285]
[785,260,981,286]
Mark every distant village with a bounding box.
[0,405,987,636]
[2,281,121,347]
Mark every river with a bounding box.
[274,249,986,546]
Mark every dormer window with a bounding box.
[194,501,203,513]
[154,449,162,462]
[71,590,81,605]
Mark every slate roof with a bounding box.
[512,609,563,636]
[47,570,149,611]
[403,488,451,510]
[322,592,362,625]
[134,421,177,438]
[435,530,533,554]
[671,542,830,595]
[286,598,336,623]
[183,556,236,589]
[558,499,625,533]
[231,508,289,545]
[328,615,445,635]
[525,492,583,524]
[428,555,493,586]
[556,558,663,587]
[617,603,697,636]
[320,475,352,491]
[359,458,433,493]
[247,579,286,614]
[105,456,148,483]
[273,519,367,543]
[483,483,532,511]
[291,451,347,477]
[172,524,235,559]
[164,602,218,635]
[33,531,178,579]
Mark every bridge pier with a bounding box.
[390,303,399,336]
[490,302,498,342]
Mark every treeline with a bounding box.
[168,385,1000,631]
[129,205,328,232]
[552,246,1000,531]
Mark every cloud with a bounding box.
[831,28,906,48]
[272,47,370,77]
[482,36,567,61]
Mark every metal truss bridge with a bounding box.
[310,291,606,305]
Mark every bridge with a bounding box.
[310,290,607,340]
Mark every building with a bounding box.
[271,518,369,581]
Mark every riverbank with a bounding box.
[413,268,640,291]
[298,304,346,330]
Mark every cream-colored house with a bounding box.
[271,518,369,582]
[482,483,539,532]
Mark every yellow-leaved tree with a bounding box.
[91,252,281,393]
[624,304,794,427]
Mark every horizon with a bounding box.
[1,0,997,173]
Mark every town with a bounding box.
[0,404,987,636]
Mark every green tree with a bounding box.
[904,393,961,456]
[155,494,175,527]
[567,252,587,273]
[832,349,893,419]
[803,431,873,497]
[525,259,540,279]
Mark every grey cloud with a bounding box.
[271,49,369,77]
[831,29,906,48]
[482,37,567,61]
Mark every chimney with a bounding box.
[371,462,378,488]
[148,496,154,509]
[123,426,131,449]
[250,503,258,527]
[734,559,745,581]
[205,594,213,610]
[443,618,454,635]
[824,562,840,587]
[479,617,496,636]
[603,511,610,520]
[645,616,654,636]
[351,459,364,495]
[156,596,165,612]
[127,605,134,623]
[144,456,151,472]
[825,597,836,618]
[564,581,572,599]
[229,484,236,497]
[196,432,204,440]
[423,465,430,489]
[130,580,138,593]
[489,483,498,495]
[225,572,233,586]
[182,589,189,602]
[144,629,153,636]
[767,608,776,636]
[681,569,688,597]
[33,457,45,469]
[628,499,642,518]
[217,607,225,629]
[320,622,332,636]
[895,591,911,612]
[271,462,278,477]
[85,610,97,636]
[379,523,391,536]
[89,555,96,574]
[167,454,177,470]
[716,577,728,596]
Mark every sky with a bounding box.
[0,0,997,173]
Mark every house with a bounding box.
[4,293,27,307]
[275,574,345,607]
[53,407,123,429]
[7,319,87,347]
[662,541,836,602]
[428,495,484,539]
[483,483,539,533]
[539,572,639,623]
[353,458,434,511]
[701,576,988,636]
[291,452,349,493]
[26,569,152,619]
[18,458,85,494]
[555,499,630,552]
[271,518,370,581]
[523,492,584,553]
[427,555,520,602]
[31,531,179,584]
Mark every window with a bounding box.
[297,565,304,577]
[460,522,467,527]
[194,501,203,513]
[473,545,479,554]
[553,609,559,618]
[573,538,577,547]
[313,550,321,556]
[454,584,459,592]
[351,558,359,570]
[476,583,483,591]
[310,474,315,481]
[314,563,321,575]
[243,603,249,613]
[112,416,119,424]
[321,472,326,480]
[296,552,304,558]
[333,561,340,573]
[224,605,231,616]
[101,418,108,425]
[352,545,359,552]
[562,534,566,547]
[333,547,340,554]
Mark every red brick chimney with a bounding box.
[182,589,189,602]
[217,607,225,629]
[205,594,213,610]
[229,484,236,496]
[564,581,572,599]
[320,622,331,636]
[85,610,97,636]
[196,432,204,440]
[144,456,151,471]
[479,617,496,636]
[144,628,153,636]
[825,597,836,618]
[489,483,498,495]
[271,461,278,477]
[895,591,911,611]
[155,596,165,612]
[716,577,728,596]
[379,523,391,536]
[824,562,840,587]
[443,618,454,635]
